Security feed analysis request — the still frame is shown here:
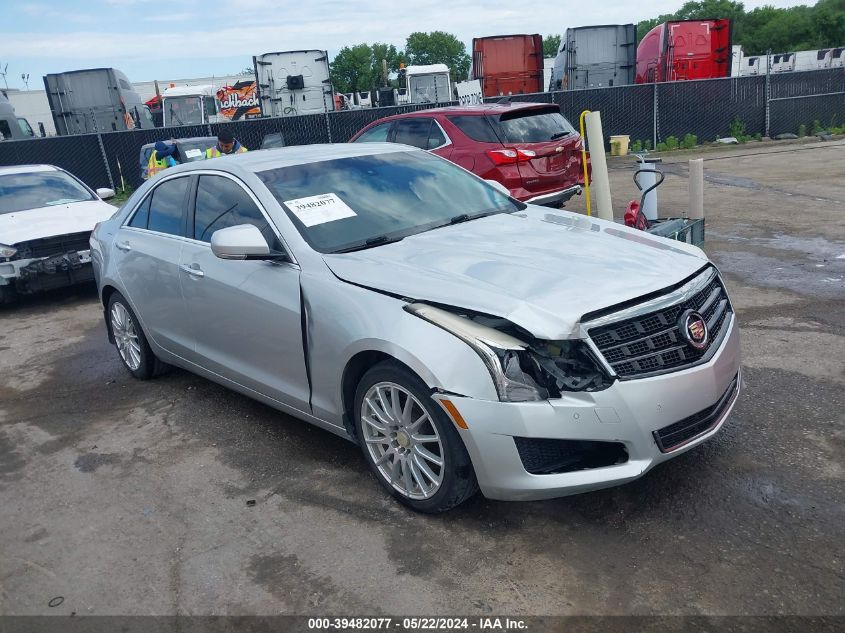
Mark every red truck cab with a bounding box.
[636,19,732,83]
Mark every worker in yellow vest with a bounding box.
[146,141,179,179]
[205,130,248,158]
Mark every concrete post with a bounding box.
[688,158,704,220]
[584,111,614,221]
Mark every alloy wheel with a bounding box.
[360,382,445,500]
[110,302,141,371]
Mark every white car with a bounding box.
[0,164,116,303]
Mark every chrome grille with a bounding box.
[588,269,732,379]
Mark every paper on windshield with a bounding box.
[284,193,357,227]
[184,148,203,159]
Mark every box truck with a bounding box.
[253,50,335,116]
[636,19,732,83]
[550,24,636,90]
[471,34,544,97]
[44,68,155,135]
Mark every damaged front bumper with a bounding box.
[0,249,95,294]
[434,315,741,501]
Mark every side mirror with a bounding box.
[96,187,115,200]
[485,179,511,196]
[210,224,271,260]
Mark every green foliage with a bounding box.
[656,141,668,151]
[331,44,376,94]
[330,42,408,94]
[543,35,562,58]
[631,139,643,152]
[637,0,845,53]
[645,139,653,151]
[405,31,471,82]
[811,119,824,134]
[728,117,746,140]
[682,133,698,149]
[798,123,807,137]
[665,135,680,150]
[753,133,762,141]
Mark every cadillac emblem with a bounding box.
[679,309,709,350]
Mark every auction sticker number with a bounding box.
[284,193,357,227]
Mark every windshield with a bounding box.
[408,74,450,103]
[497,109,576,143]
[0,170,94,214]
[165,96,204,126]
[258,150,522,253]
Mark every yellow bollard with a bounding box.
[579,110,592,216]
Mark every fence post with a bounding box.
[325,111,333,143]
[765,49,771,137]
[652,83,659,148]
[96,133,115,190]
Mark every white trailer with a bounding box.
[253,50,335,117]
[405,64,452,104]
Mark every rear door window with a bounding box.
[146,177,189,236]
[447,115,500,143]
[354,122,392,143]
[129,195,152,229]
[393,119,432,149]
[496,109,576,143]
[193,175,281,250]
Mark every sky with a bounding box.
[1,0,811,90]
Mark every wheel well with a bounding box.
[341,351,427,442]
[101,284,119,308]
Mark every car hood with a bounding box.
[1,200,116,245]
[323,207,709,340]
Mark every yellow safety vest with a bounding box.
[146,151,173,179]
[205,145,248,158]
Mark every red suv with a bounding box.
[350,103,585,206]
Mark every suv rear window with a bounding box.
[447,115,500,143]
[497,109,576,143]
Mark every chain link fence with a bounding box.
[1,69,842,191]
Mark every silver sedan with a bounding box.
[91,143,741,512]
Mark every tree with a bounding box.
[370,42,406,86]
[239,66,254,76]
[405,31,471,82]
[543,34,561,58]
[330,44,375,94]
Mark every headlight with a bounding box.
[0,244,17,260]
[405,303,611,402]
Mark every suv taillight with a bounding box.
[486,148,536,165]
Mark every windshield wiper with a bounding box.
[332,234,404,253]
[550,131,571,140]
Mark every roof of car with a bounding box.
[0,164,58,176]
[159,142,418,176]
[401,102,555,116]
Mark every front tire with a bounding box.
[354,361,478,513]
[107,292,167,380]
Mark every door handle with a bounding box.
[115,241,131,252]
[179,264,204,278]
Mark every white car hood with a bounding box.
[1,200,116,245]
[323,207,710,340]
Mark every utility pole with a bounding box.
[0,64,8,90]
[21,73,30,90]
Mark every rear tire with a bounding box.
[107,292,167,380]
[354,361,478,513]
